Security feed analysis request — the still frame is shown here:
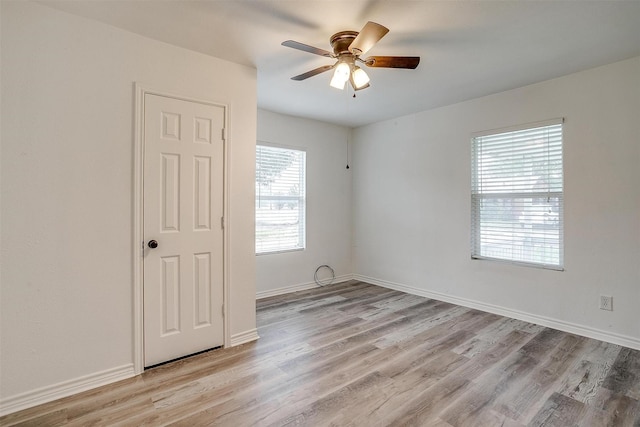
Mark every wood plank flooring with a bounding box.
[2,281,639,426]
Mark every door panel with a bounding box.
[143,94,224,367]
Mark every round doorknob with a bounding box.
[148,240,158,249]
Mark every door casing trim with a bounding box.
[133,83,230,374]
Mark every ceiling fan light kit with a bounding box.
[282,21,420,92]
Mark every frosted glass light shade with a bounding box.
[330,73,347,89]
[352,67,370,89]
[330,62,351,90]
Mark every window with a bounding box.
[256,144,306,254]
[471,119,564,269]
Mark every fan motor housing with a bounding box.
[330,31,358,56]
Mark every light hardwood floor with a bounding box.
[2,281,639,426]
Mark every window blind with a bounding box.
[471,119,564,269]
[256,144,306,254]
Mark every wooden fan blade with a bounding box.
[291,65,334,81]
[349,21,389,55]
[282,40,333,57]
[364,56,420,69]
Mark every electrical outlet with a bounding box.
[599,295,613,311]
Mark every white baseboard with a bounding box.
[256,274,354,300]
[230,328,260,346]
[354,274,640,351]
[0,364,135,417]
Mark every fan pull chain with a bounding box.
[346,137,350,169]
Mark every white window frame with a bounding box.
[255,142,306,255]
[471,119,564,270]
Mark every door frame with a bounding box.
[133,83,230,374]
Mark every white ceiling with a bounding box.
[42,1,640,128]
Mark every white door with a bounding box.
[143,93,225,367]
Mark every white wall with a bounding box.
[256,109,352,297]
[0,1,257,411]
[352,57,640,349]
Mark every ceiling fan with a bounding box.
[282,21,420,91]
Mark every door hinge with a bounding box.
[221,128,227,141]
[220,216,225,229]
[221,304,225,317]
